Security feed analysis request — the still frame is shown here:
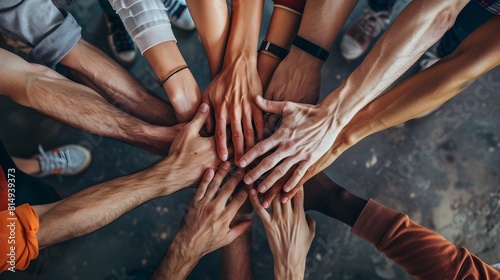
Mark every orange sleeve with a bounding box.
[0,204,39,272]
[352,199,500,279]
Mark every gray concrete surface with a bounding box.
[0,0,499,279]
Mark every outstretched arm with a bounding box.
[202,0,265,163]
[0,48,179,155]
[295,15,500,193]
[61,39,178,127]
[150,164,252,280]
[263,0,357,104]
[32,104,220,249]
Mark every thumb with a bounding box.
[255,95,286,115]
[188,103,210,135]
[227,220,253,242]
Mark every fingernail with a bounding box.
[200,103,208,112]
[221,154,228,161]
[257,95,263,102]
[258,185,266,193]
[244,176,252,185]
[284,186,291,192]
[281,197,289,203]
[240,159,247,167]
[263,201,269,208]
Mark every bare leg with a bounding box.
[12,157,40,175]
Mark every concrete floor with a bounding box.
[1,0,499,279]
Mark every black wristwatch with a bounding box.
[258,40,289,60]
[292,36,330,61]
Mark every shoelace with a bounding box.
[38,145,70,172]
[164,0,186,19]
[354,9,390,38]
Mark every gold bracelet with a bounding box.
[273,4,302,16]
[158,65,190,87]
[258,49,282,60]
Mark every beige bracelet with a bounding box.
[273,4,302,16]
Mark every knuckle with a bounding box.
[262,158,275,169]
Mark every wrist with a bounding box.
[286,47,324,71]
[274,258,306,280]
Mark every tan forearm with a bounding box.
[221,229,253,280]
[258,7,302,89]
[36,158,181,249]
[306,16,500,180]
[224,0,264,64]
[322,0,469,125]
[186,0,230,78]
[150,236,200,280]
[60,39,177,126]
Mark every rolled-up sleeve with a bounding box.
[0,0,81,67]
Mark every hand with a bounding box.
[249,187,315,280]
[264,54,321,105]
[203,55,264,162]
[164,103,221,190]
[174,162,253,258]
[239,96,339,198]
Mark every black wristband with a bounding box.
[258,40,289,60]
[292,36,329,61]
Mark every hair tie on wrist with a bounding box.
[159,65,190,87]
[292,36,329,61]
[258,40,289,60]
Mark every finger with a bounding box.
[255,95,286,115]
[230,117,244,163]
[202,95,214,133]
[226,220,253,244]
[281,186,301,205]
[226,188,249,218]
[252,105,264,142]
[283,161,313,194]
[249,188,270,222]
[258,157,296,194]
[292,186,305,211]
[261,177,287,209]
[186,103,210,137]
[242,112,255,151]
[239,134,279,169]
[216,109,228,161]
[243,147,289,187]
[193,169,215,202]
[306,214,316,235]
[204,161,231,201]
[217,168,244,203]
[271,193,282,217]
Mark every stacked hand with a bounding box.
[250,187,316,280]
[239,96,339,204]
[203,54,264,163]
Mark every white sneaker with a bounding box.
[164,0,196,31]
[34,144,92,177]
[340,8,390,60]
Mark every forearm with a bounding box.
[36,158,181,248]
[257,6,302,89]
[322,0,469,125]
[144,41,201,122]
[224,0,264,64]
[0,51,176,151]
[60,39,177,126]
[221,229,253,280]
[304,15,500,182]
[186,0,229,78]
[150,236,200,280]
